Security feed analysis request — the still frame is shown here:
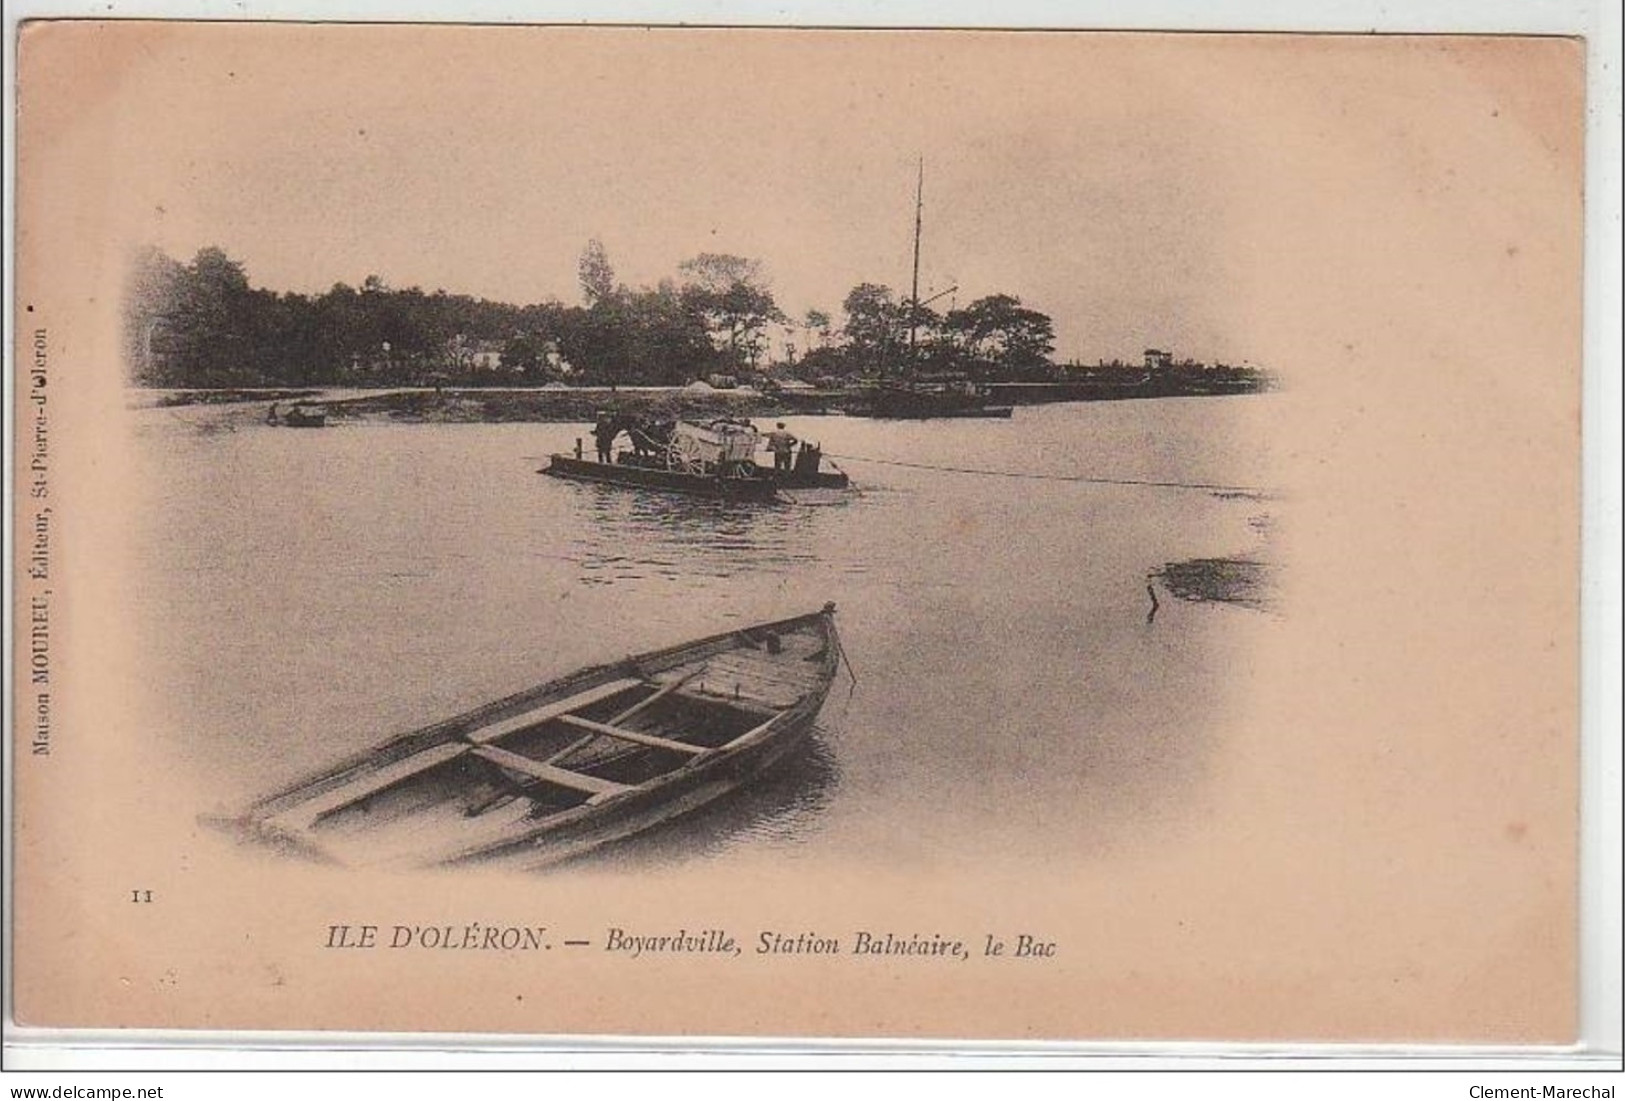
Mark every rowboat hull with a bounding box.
[205,606,843,871]
[543,454,782,501]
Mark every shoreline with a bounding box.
[320,388,837,424]
[133,383,1268,425]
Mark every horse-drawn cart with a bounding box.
[663,420,761,476]
[542,419,780,501]
[542,416,847,500]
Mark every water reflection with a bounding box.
[564,482,833,583]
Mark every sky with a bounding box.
[60,25,1579,367]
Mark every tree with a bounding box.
[120,240,1067,391]
[943,294,1056,379]
[677,253,786,369]
[500,333,546,377]
[578,239,616,306]
[840,283,908,372]
[123,246,188,384]
[552,296,630,388]
[191,247,250,295]
[161,247,257,386]
[679,252,763,293]
[623,283,717,385]
[312,282,370,379]
[804,309,832,349]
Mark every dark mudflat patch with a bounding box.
[1155,556,1278,612]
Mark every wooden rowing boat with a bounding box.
[205,605,843,871]
[266,402,328,428]
[282,408,328,428]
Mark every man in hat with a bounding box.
[765,422,798,472]
[591,411,621,463]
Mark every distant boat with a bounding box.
[203,605,844,871]
[268,402,327,428]
[864,161,1014,421]
[282,407,327,428]
[863,379,1014,420]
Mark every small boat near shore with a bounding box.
[861,380,1014,420]
[204,605,845,871]
[267,402,327,428]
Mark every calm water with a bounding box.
[132,397,1281,871]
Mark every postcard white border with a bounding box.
[3,0,1619,1080]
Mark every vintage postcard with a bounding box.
[10,23,1588,1044]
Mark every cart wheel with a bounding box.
[668,434,706,474]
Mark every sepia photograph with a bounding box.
[8,16,1606,1055]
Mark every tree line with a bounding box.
[124,242,1060,389]
[800,283,1056,384]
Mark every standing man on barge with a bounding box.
[765,422,798,472]
[591,411,621,463]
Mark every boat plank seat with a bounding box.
[555,714,708,756]
[542,669,708,769]
[269,742,470,829]
[464,677,645,745]
[470,745,631,798]
[610,668,703,725]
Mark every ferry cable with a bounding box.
[817,453,1271,496]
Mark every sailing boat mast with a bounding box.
[908,157,924,370]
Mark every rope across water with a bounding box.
[818,452,1270,496]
